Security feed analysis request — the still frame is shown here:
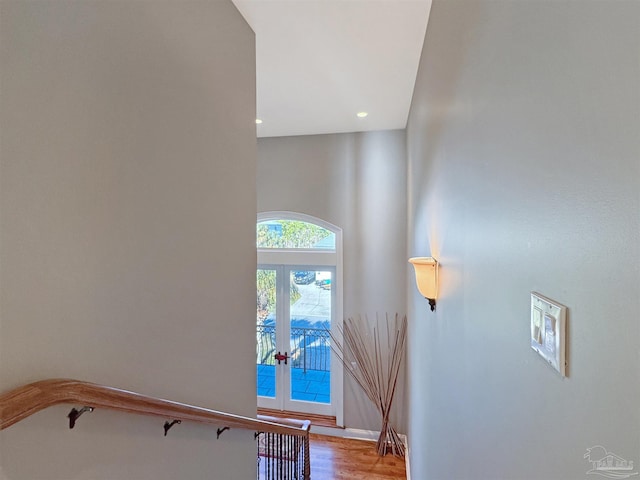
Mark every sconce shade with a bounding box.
[409,257,438,311]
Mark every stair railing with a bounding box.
[0,378,310,479]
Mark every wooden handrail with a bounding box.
[0,379,310,436]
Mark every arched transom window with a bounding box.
[257,219,336,251]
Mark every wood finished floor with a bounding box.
[308,434,406,480]
[259,433,406,480]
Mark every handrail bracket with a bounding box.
[68,406,94,429]
[163,419,182,436]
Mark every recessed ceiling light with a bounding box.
[255,118,263,124]
[356,112,368,118]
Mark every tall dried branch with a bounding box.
[329,313,407,457]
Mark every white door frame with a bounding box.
[256,264,285,412]
[257,212,344,426]
[257,264,336,416]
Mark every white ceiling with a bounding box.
[231,0,432,138]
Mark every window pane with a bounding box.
[257,220,335,250]
[289,270,331,404]
[257,269,276,398]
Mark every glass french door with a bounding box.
[256,265,334,415]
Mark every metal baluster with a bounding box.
[288,434,292,480]
[294,435,298,480]
[278,434,282,480]
[303,330,307,374]
[257,432,261,480]
[298,435,302,480]
[267,432,271,480]
[285,434,288,480]
[303,433,310,480]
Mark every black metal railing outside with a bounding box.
[290,327,330,373]
[256,325,330,373]
[257,324,277,366]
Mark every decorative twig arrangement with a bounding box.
[329,313,407,457]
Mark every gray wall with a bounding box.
[0,1,257,479]
[258,131,408,432]
[406,1,640,479]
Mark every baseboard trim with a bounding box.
[310,425,379,440]
[403,434,411,480]
[310,425,409,447]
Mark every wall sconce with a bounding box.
[408,257,438,311]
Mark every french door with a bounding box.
[256,265,334,416]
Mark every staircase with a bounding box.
[0,379,310,479]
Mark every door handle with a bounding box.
[274,351,289,365]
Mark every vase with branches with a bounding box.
[328,313,407,457]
